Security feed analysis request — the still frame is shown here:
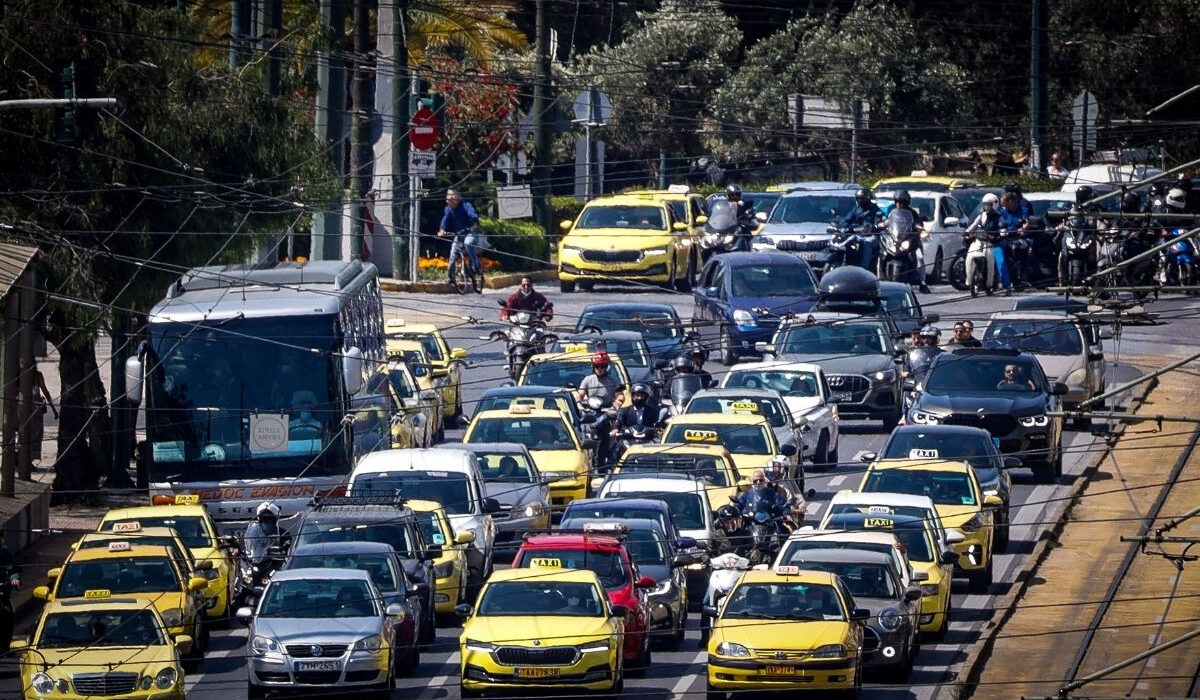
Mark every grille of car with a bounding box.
[754,649,809,660]
[776,239,828,252]
[580,249,642,263]
[71,673,138,696]
[495,645,580,666]
[826,374,871,400]
[943,414,1018,436]
[287,644,348,658]
[862,627,881,652]
[293,671,342,685]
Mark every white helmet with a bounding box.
[256,501,281,519]
[1166,188,1187,210]
[981,193,999,207]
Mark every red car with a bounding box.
[512,528,655,672]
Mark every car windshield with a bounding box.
[730,265,816,297]
[576,205,666,231]
[58,557,180,598]
[259,578,378,618]
[769,195,858,224]
[982,319,1083,355]
[562,508,669,536]
[521,359,628,390]
[605,491,705,530]
[862,469,977,506]
[103,516,209,549]
[477,581,605,616]
[578,310,682,341]
[413,511,451,547]
[686,396,788,428]
[924,355,1042,394]
[624,531,668,566]
[723,582,844,620]
[477,393,575,417]
[515,549,628,589]
[385,331,444,362]
[776,323,887,356]
[385,366,418,399]
[663,423,772,454]
[790,561,898,599]
[350,472,473,515]
[286,552,398,591]
[295,520,417,556]
[722,368,821,399]
[467,417,576,451]
[879,288,920,320]
[551,339,648,369]
[785,530,933,564]
[881,431,994,464]
[618,456,731,487]
[474,451,537,483]
[38,610,166,649]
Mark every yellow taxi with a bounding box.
[557,192,696,293]
[97,497,237,620]
[386,345,446,441]
[34,543,209,667]
[612,443,744,505]
[464,406,591,508]
[859,458,998,593]
[459,566,624,697]
[706,567,865,699]
[407,498,474,616]
[72,526,215,589]
[385,317,468,420]
[660,413,797,482]
[631,185,710,235]
[872,173,980,192]
[518,348,633,407]
[13,594,187,700]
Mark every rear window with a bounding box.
[513,548,629,589]
[296,519,418,556]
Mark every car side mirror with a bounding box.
[922,313,940,325]
[174,634,194,654]
[456,530,477,544]
[124,356,144,407]
[850,607,870,622]
[422,545,443,561]
[684,331,700,342]
[559,220,574,231]
[940,550,960,565]
[610,604,629,618]
[779,443,797,457]
[9,639,27,652]
[671,553,697,568]
[902,380,917,392]
[702,287,719,298]
[911,570,930,582]
[859,451,877,463]
[945,529,966,545]
[1098,328,1113,340]
[1051,382,1069,396]
[983,494,1003,508]
[654,358,670,370]
[46,567,61,580]
[409,581,430,597]
[671,222,688,232]
[33,585,50,601]
[942,216,960,227]
[636,575,656,589]
[195,559,214,571]
[754,342,775,355]
[483,497,503,515]
[221,535,240,549]
[696,215,709,225]
[385,603,407,619]
[675,536,698,550]
[1087,352,1103,362]
[755,211,768,223]
[451,348,468,360]
[904,586,923,601]
[701,604,719,619]
[342,346,364,396]
[236,607,254,624]
[455,603,473,619]
[1002,456,1022,469]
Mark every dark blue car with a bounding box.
[575,302,695,363]
[692,251,818,366]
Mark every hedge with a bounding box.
[551,196,585,226]
[479,217,550,272]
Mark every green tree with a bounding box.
[0,1,335,501]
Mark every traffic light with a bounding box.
[55,64,76,143]
[54,58,98,144]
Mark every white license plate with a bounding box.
[831,391,853,403]
[295,660,340,672]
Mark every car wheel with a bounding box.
[677,254,696,292]
[706,683,726,700]
[247,683,267,700]
[628,635,651,677]
[560,279,575,293]
[1054,448,1064,478]
[813,431,830,471]
[882,408,901,431]
[460,688,483,699]
[967,559,992,594]
[928,603,950,643]
[932,248,944,284]
[668,609,686,650]
[580,280,595,292]
[718,328,736,366]
[826,438,839,468]
[995,511,1010,553]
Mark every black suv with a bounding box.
[291,495,439,641]
[906,348,1067,483]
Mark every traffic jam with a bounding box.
[10,177,1157,700]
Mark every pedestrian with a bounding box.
[1047,151,1069,180]
[437,189,482,284]
[0,538,21,653]
[32,368,57,464]
[948,321,983,348]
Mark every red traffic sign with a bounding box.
[410,106,440,150]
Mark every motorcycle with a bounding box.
[961,229,997,297]
[234,543,287,609]
[877,210,922,283]
[701,200,752,263]
[742,500,787,566]
[487,299,556,380]
[610,424,660,464]
[700,551,750,642]
[1160,226,1194,287]
[820,225,875,273]
[664,372,703,416]
[1059,215,1097,287]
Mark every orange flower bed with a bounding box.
[418,255,501,271]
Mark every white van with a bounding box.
[348,447,499,585]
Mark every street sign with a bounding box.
[409,149,436,178]
[496,184,533,220]
[410,106,440,150]
[495,151,528,176]
[1072,90,1099,156]
[572,89,611,126]
[798,95,869,129]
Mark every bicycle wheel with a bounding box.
[449,253,470,294]
[468,258,483,294]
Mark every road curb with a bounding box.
[949,372,1160,700]
[378,269,556,294]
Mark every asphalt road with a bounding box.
[10,283,1200,700]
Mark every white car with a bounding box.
[774,528,915,590]
[751,189,861,275]
[982,311,1108,411]
[717,360,841,467]
[877,189,967,285]
[819,490,965,555]
[597,473,722,553]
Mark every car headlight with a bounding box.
[960,513,984,532]
[31,673,54,695]
[140,676,153,691]
[464,639,497,653]
[250,635,281,656]
[877,607,902,631]
[433,561,456,579]
[715,641,750,657]
[155,668,178,689]
[643,247,668,257]
[900,239,912,251]
[812,644,847,659]
[524,502,544,518]
[561,244,583,254]
[873,369,896,382]
[920,583,940,597]
[1066,368,1087,386]
[1018,414,1049,427]
[652,579,673,595]
[354,634,383,652]
[732,309,756,327]
[579,640,611,653]
[159,608,183,627]
[54,679,69,694]
[910,410,941,425]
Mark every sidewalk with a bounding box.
[968,365,1200,698]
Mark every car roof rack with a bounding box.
[948,347,1021,357]
[521,527,627,542]
[311,494,407,509]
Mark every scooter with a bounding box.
[486,299,556,380]
[664,373,703,416]
[1160,227,1194,287]
[1059,214,1097,287]
[701,200,753,263]
[877,211,922,283]
[963,229,997,297]
[820,225,875,273]
[234,544,287,609]
[700,552,750,642]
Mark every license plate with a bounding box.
[515,667,560,679]
[831,391,852,403]
[295,660,340,672]
[764,665,795,675]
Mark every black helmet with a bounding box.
[725,184,743,198]
[631,382,650,397]
[1075,185,1095,205]
[672,356,692,373]
[893,189,911,205]
[717,504,741,521]
[1176,174,1192,192]
[855,187,873,201]
[1003,181,1022,195]
[1150,181,1168,196]
[1121,192,1141,213]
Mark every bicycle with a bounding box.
[447,229,483,294]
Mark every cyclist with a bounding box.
[437,189,482,285]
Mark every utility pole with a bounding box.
[349,0,373,261]
[532,0,555,247]
[391,0,411,279]
[230,0,251,69]
[261,0,282,96]
[312,0,346,261]
[1030,0,1049,173]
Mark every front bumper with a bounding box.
[827,375,899,419]
[861,625,912,669]
[433,566,464,613]
[707,655,857,690]
[951,536,990,573]
[724,324,776,359]
[249,650,390,689]
[913,413,1053,463]
[460,646,618,693]
[495,509,551,545]
[542,473,588,509]
[559,252,672,284]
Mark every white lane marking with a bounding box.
[419,674,451,699]
[185,637,244,694]
[807,503,823,516]
[828,475,847,488]
[669,650,707,697]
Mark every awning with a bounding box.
[0,241,38,299]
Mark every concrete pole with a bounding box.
[312,0,346,261]
[349,0,373,261]
[391,0,411,279]
[17,276,34,481]
[532,0,555,243]
[1030,0,1049,173]
[230,0,251,69]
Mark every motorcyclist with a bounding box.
[1144,181,1171,215]
[500,277,554,322]
[575,351,625,409]
[734,467,789,517]
[612,383,666,434]
[687,347,714,389]
[1003,181,1036,219]
[1174,174,1199,214]
[905,324,943,384]
[964,192,1001,293]
[839,187,884,270]
[1057,206,1098,285]
[244,501,284,566]
[996,191,1029,294]
[725,184,757,252]
[762,460,806,531]
[878,190,931,293]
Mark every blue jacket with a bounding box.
[840,203,884,230]
[440,202,479,234]
[997,206,1026,232]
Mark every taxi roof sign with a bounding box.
[582,523,629,536]
[666,184,691,194]
[385,318,406,328]
[864,517,895,529]
[867,506,893,515]
[683,429,719,443]
[530,558,563,568]
[84,589,111,599]
[562,343,591,354]
[775,565,800,575]
[175,494,200,505]
[508,404,532,415]
[112,521,142,533]
[730,400,759,413]
[107,541,132,552]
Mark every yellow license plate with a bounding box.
[515,667,560,679]
[764,665,795,675]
